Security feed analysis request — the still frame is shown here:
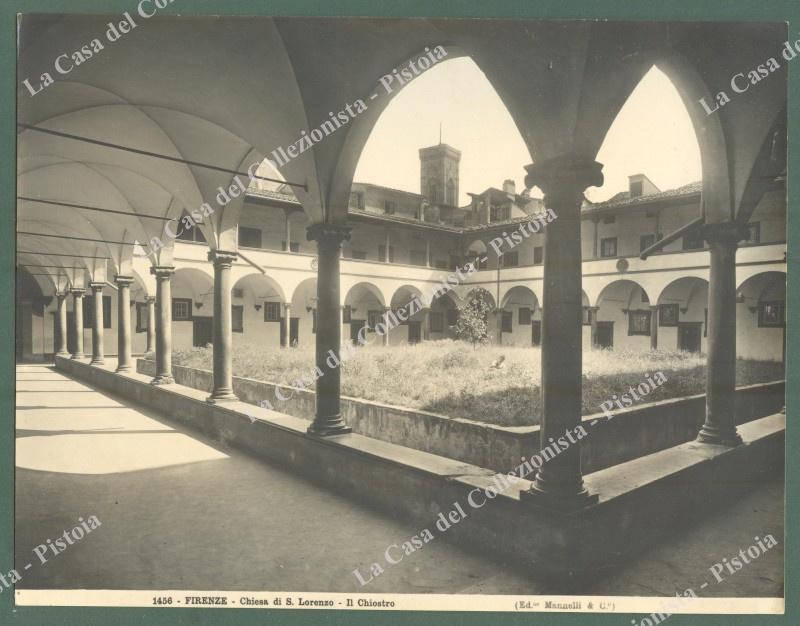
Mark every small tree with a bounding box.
[454,289,493,348]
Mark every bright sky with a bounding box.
[353,58,701,204]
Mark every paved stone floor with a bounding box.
[15,364,784,597]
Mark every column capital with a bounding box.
[306,223,351,245]
[69,287,85,296]
[283,302,291,310]
[207,249,238,267]
[701,222,748,246]
[649,304,660,311]
[56,291,69,300]
[88,281,105,292]
[524,154,604,198]
[145,295,156,303]
[114,275,134,286]
[150,265,175,279]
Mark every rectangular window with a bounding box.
[682,229,705,250]
[533,246,543,265]
[501,310,513,333]
[378,245,395,262]
[175,211,206,243]
[384,200,396,215]
[490,205,509,222]
[410,250,427,266]
[238,226,262,248]
[135,302,148,333]
[446,309,458,326]
[367,309,383,331]
[602,215,616,224]
[629,181,643,197]
[518,307,532,325]
[758,301,784,327]
[351,250,367,260]
[628,310,652,336]
[172,298,193,321]
[342,305,352,324]
[659,303,679,327]
[600,237,617,258]
[349,191,365,210]
[264,302,281,322]
[429,311,444,333]
[501,251,519,267]
[640,234,656,252]
[582,306,591,326]
[745,222,761,244]
[281,241,300,252]
[232,305,244,333]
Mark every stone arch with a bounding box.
[736,271,786,362]
[656,277,709,353]
[289,277,318,348]
[595,279,652,351]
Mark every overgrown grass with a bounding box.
[167,341,784,427]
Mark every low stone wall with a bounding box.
[56,356,785,574]
[136,358,784,474]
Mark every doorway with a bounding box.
[192,316,213,347]
[678,322,702,353]
[596,322,614,349]
[408,321,421,344]
[350,320,365,344]
[289,318,299,346]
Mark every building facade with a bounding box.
[17,143,786,363]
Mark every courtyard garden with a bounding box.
[166,341,785,427]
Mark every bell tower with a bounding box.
[419,143,461,206]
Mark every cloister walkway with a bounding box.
[15,364,783,596]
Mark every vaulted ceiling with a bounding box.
[17,15,787,293]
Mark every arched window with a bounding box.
[446,178,456,205]
[429,181,441,204]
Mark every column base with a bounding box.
[71,353,85,360]
[115,364,132,373]
[55,351,70,357]
[206,391,238,403]
[520,483,599,512]
[90,358,105,366]
[307,416,352,437]
[696,425,743,446]
[150,374,175,385]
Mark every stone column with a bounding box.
[150,266,175,385]
[306,223,352,436]
[697,222,745,446]
[208,250,238,402]
[89,282,105,365]
[382,306,391,346]
[55,292,69,356]
[283,209,292,252]
[422,309,430,341]
[588,306,599,349]
[281,303,291,348]
[521,154,603,511]
[145,296,156,353]
[70,288,85,359]
[115,275,134,372]
[649,305,659,350]
[494,309,504,345]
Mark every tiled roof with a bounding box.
[585,181,702,212]
[245,180,704,232]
